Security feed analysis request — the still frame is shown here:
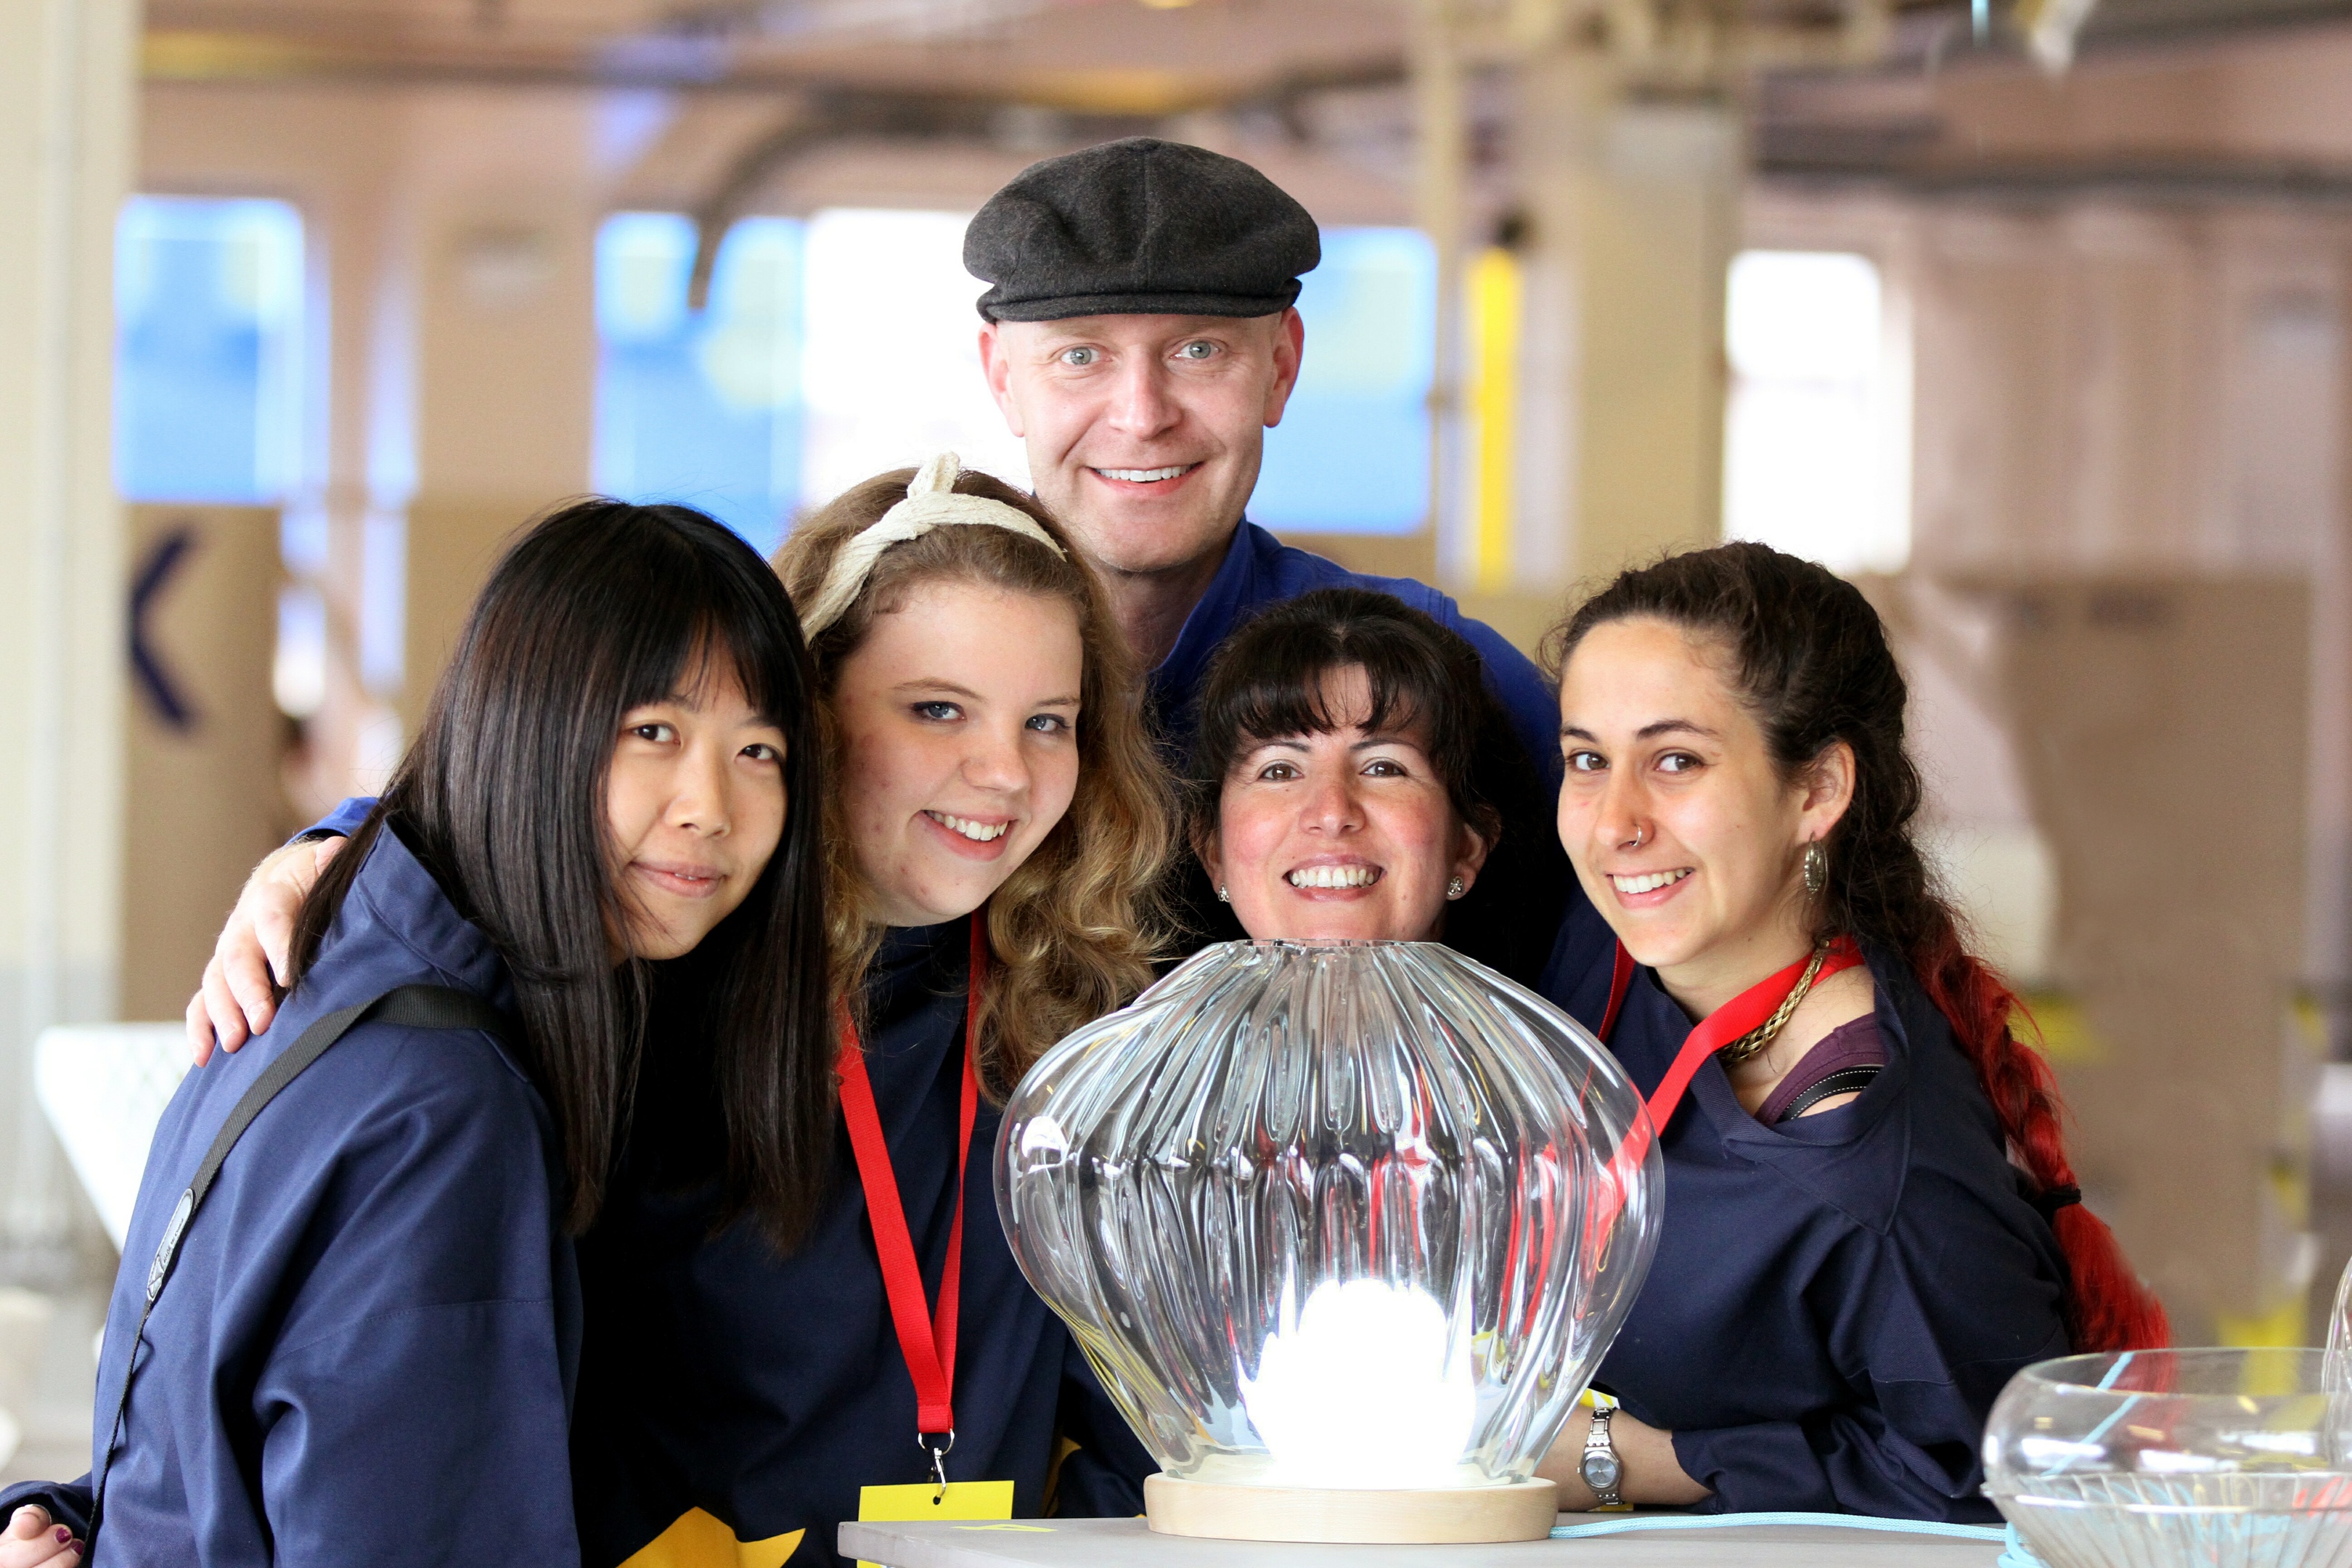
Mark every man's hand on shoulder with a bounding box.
[186,836,346,1066]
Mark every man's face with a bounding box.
[980,310,1304,580]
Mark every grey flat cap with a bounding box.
[965,137,1321,323]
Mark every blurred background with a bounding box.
[2,0,2350,1487]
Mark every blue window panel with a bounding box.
[115,197,304,504]
[1251,227,1435,536]
[595,213,804,558]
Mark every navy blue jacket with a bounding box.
[1543,902,2070,1520]
[568,916,1152,1566]
[1,828,580,1565]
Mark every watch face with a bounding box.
[1581,1452,1623,1493]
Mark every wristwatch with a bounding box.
[1580,1395,1625,1507]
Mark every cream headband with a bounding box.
[799,452,1068,640]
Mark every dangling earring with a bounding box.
[1802,839,1828,897]
[1446,877,1466,900]
[1217,885,1231,903]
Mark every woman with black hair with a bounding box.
[1185,586,1567,979]
[0,500,828,1565]
[1534,542,2163,1521]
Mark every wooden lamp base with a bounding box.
[1143,1473,1559,1544]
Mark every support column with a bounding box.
[1510,54,1740,595]
[1412,0,1472,584]
[0,0,137,1267]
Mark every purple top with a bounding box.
[1756,1014,1888,1125]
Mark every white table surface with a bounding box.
[838,1516,2006,1567]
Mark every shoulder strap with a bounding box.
[150,986,510,1303]
[93,983,513,1543]
[1775,1064,1883,1124]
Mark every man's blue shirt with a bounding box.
[1148,520,1562,787]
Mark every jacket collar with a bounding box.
[1150,521,1265,699]
[331,823,516,1012]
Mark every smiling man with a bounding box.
[963,139,1560,780]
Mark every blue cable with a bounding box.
[1548,1511,2047,1565]
[2056,1352,2140,1469]
[1550,1512,2002,1540]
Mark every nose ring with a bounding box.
[1624,824,1647,851]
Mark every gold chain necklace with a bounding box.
[1715,941,1832,1067]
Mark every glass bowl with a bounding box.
[1984,1348,2352,1568]
[993,939,1662,1492]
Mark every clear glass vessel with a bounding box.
[1984,1349,2352,1568]
[2329,1251,2352,1392]
[994,939,1662,1490]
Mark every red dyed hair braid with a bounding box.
[1914,923,2168,1352]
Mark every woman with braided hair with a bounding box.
[1532,542,2164,1521]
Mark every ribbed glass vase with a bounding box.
[994,939,1661,1490]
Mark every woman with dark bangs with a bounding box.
[0,502,828,1565]
[1186,586,1567,977]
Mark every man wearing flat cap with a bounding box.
[964,136,1559,776]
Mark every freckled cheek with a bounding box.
[840,719,932,810]
[841,806,899,894]
[1222,809,1289,881]
[833,732,915,859]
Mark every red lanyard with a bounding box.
[1586,935,1865,1241]
[834,915,985,1447]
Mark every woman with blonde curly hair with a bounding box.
[182,456,1175,1567]
[564,454,1172,1566]
[774,456,1170,1088]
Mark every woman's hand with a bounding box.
[0,1507,80,1564]
[185,837,344,1065]
[1538,1403,1712,1511]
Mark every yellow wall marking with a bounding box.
[1464,247,1522,594]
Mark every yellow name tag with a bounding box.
[854,1481,1014,1568]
